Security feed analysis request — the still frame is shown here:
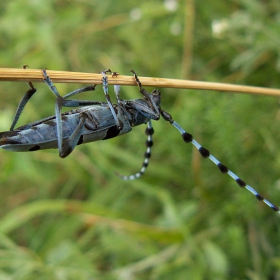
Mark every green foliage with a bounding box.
[0,0,280,279]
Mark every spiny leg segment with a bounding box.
[117,120,154,180]
[101,69,122,129]
[10,66,37,131]
[160,109,280,213]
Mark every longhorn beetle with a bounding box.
[0,69,279,214]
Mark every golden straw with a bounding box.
[0,67,280,97]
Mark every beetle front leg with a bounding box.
[130,70,160,118]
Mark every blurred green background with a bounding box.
[0,0,280,279]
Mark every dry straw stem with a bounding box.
[1,67,280,97]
